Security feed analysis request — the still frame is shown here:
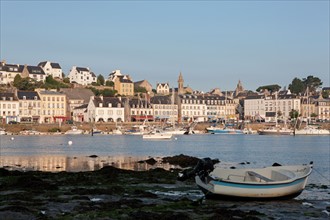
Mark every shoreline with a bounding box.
[0,155,329,219]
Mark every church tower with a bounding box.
[178,72,184,95]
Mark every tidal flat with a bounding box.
[0,155,329,220]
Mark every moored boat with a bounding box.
[142,129,173,140]
[294,125,330,135]
[206,126,243,134]
[179,158,313,200]
[65,126,83,135]
[0,128,6,135]
[258,126,293,135]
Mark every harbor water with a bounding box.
[0,134,329,201]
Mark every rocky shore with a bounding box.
[0,155,329,220]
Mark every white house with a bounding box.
[68,66,97,85]
[86,96,125,122]
[156,83,170,95]
[0,92,19,123]
[21,65,46,82]
[38,61,63,79]
[0,62,23,84]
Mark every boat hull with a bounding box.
[196,176,308,200]
[142,134,173,139]
[195,164,312,200]
[207,128,243,134]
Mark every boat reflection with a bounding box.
[0,155,179,172]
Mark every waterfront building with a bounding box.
[151,95,177,122]
[0,92,19,123]
[38,61,63,79]
[35,89,67,123]
[86,96,124,122]
[60,88,94,121]
[0,61,23,85]
[127,97,153,122]
[68,66,97,85]
[244,91,300,122]
[314,96,330,121]
[17,91,42,123]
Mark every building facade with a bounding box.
[17,91,42,123]
[68,66,97,85]
[0,92,19,123]
[36,89,67,123]
[38,61,63,79]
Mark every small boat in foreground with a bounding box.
[178,158,313,200]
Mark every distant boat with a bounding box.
[19,129,42,135]
[65,126,83,135]
[206,126,243,134]
[142,129,173,140]
[258,126,293,135]
[179,158,313,200]
[0,128,6,135]
[91,127,102,135]
[295,125,330,135]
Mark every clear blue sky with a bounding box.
[1,1,329,92]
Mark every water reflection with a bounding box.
[0,155,180,172]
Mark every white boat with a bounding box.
[0,128,6,135]
[295,125,330,135]
[142,129,173,140]
[258,126,293,135]
[19,129,41,135]
[179,159,313,200]
[91,127,102,135]
[65,126,83,135]
[243,128,257,134]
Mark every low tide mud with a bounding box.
[0,155,329,220]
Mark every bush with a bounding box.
[48,127,61,132]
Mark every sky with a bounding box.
[1,1,329,92]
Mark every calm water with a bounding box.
[0,134,329,186]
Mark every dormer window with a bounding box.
[23,96,26,100]
[34,96,37,100]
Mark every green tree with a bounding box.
[256,84,281,93]
[105,81,114,87]
[288,78,304,95]
[102,89,117,96]
[302,75,322,94]
[322,90,329,98]
[289,109,299,119]
[134,86,147,93]
[97,75,105,86]
[13,74,22,87]
[63,77,70,83]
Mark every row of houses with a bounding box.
[1,87,329,125]
[0,60,189,97]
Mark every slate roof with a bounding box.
[74,104,88,110]
[60,88,94,103]
[93,97,123,108]
[27,66,45,75]
[38,61,62,69]
[129,98,151,108]
[118,76,132,83]
[0,92,17,101]
[0,64,23,72]
[76,67,89,72]
[17,91,40,100]
[150,96,172,104]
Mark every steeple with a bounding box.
[178,72,184,95]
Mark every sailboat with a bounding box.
[258,92,293,135]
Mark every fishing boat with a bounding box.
[206,126,244,134]
[295,125,330,135]
[178,158,313,200]
[142,129,173,140]
[65,126,83,135]
[258,126,293,135]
